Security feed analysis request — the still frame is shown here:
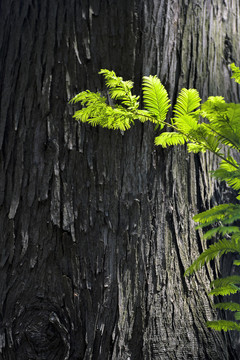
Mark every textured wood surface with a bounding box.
[0,0,240,359]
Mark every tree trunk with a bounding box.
[0,0,240,359]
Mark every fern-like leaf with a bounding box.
[187,143,207,153]
[173,88,201,120]
[230,63,240,84]
[203,226,240,240]
[206,320,240,332]
[213,168,240,191]
[71,90,137,130]
[136,109,153,122]
[211,275,240,289]
[215,302,240,312]
[201,96,227,121]
[173,114,199,133]
[209,284,240,296]
[234,312,240,320]
[154,132,186,147]
[142,75,170,125]
[184,238,240,276]
[215,105,240,150]
[70,90,106,106]
[193,204,240,228]
[201,96,240,151]
[99,69,139,111]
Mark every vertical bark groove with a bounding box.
[0,0,240,358]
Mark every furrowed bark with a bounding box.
[0,1,240,359]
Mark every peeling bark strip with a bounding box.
[0,0,240,359]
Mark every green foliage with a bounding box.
[234,312,240,320]
[209,284,240,296]
[230,63,240,84]
[142,75,171,126]
[173,88,201,120]
[213,162,240,198]
[70,90,135,130]
[98,69,139,110]
[184,238,240,276]
[70,69,143,130]
[154,132,186,147]
[211,275,240,288]
[202,99,240,151]
[203,226,240,240]
[193,204,240,227]
[209,276,240,296]
[215,302,240,312]
[206,320,240,332]
[188,189,240,331]
[154,88,201,146]
[70,63,240,333]
[70,69,171,131]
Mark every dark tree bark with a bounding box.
[0,0,240,359]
